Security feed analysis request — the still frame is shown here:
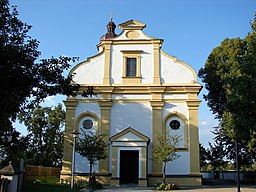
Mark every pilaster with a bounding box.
[98,100,112,175]
[186,99,201,176]
[102,40,112,85]
[152,40,162,85]
[150,100,164,176]
[61,100,78,176]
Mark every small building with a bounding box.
[60,19,202,187]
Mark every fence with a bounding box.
[201,171,256,181]
[25,165,61,177]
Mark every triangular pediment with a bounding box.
[110,127,149,143]
[119,20,146,30]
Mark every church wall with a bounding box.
[75,102,101,119]
[163,102,188,119]
[115,30,151,40]
[110,44,154,84]
[160,53,195,84]
[109,102,152,138]
[73,54,105,85]
[73,102,101,173]
[166,151,190,175]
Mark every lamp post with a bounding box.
[235,139,241,192]
[71,130,79,192]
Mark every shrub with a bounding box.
[155,182,178,191]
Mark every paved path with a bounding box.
[96,183,256,192]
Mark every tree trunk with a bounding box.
[163,162,166,184]
[89,162,93,183]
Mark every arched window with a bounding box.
[75,112,99,135]
[163,112,188,149]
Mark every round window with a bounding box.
[82,119,93,129]
[169,120,180,130]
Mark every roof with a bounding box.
[0,163,20,175]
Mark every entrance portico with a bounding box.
[110,127,150,187]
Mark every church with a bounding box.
[60,19,202,187]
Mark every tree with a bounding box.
[0,127,30,167]
[153,133,180,184]
[212,126,255,170]
[18,104,65,167]
[76,131,108,182]
[198,14,256,155]
[199,143,208,170]
[0,1,93,164]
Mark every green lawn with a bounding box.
[23,177,81,192]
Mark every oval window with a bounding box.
[82,119,93,129]
[169,120,180,130]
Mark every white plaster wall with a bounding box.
[73,54,104,85]
[162,94,188,100]
[162,102,188,120]
[110,44,154,84]
[75,102,101,119]
[74,102,101,173]
[111,94,152,100]
[166,151,190,175]
[115,30,152,40]
[160,53,195,84]
[109,102,153,174]
[110,102,152,138]
[75,116,98,173]
[166,116,185,148]
[75,94,101,100]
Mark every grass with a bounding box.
[23,176,81,192]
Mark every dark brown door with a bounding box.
[120,150,139,184]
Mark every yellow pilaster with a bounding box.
[152,40,162,85]
[102,40,112,85]
[110,146,119,186]
[60,100,78,178]
[186,99,201,176]
[150,100,164,176]
[98,100,112,175]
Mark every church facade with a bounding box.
[60,19,202,186]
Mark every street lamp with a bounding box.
[71,130,80,192]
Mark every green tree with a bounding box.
[199,143,208,170]
[153,133,180,184]
[76,131,108,182]
[198,15,256,156]
[18,104,65,167]
[0,1,93,164]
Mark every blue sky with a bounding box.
[10,0,256,147]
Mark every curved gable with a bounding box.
[160,50,197,84]
[69,50,105,85]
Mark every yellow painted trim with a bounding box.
[150,101,164,175]
[102,41,111,85]
[119,20,146,30]
[60,100,78,178]
[121,51,142,84]
[160,50,197,82]
[163,112,189,149]
[187,100,200,175]
[110,127,150,142]
[98,101,112,174]
[75,111,99,135]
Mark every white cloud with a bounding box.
[200,121,208,125]
[41,96,56,107]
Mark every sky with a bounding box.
[10,0,256,148]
